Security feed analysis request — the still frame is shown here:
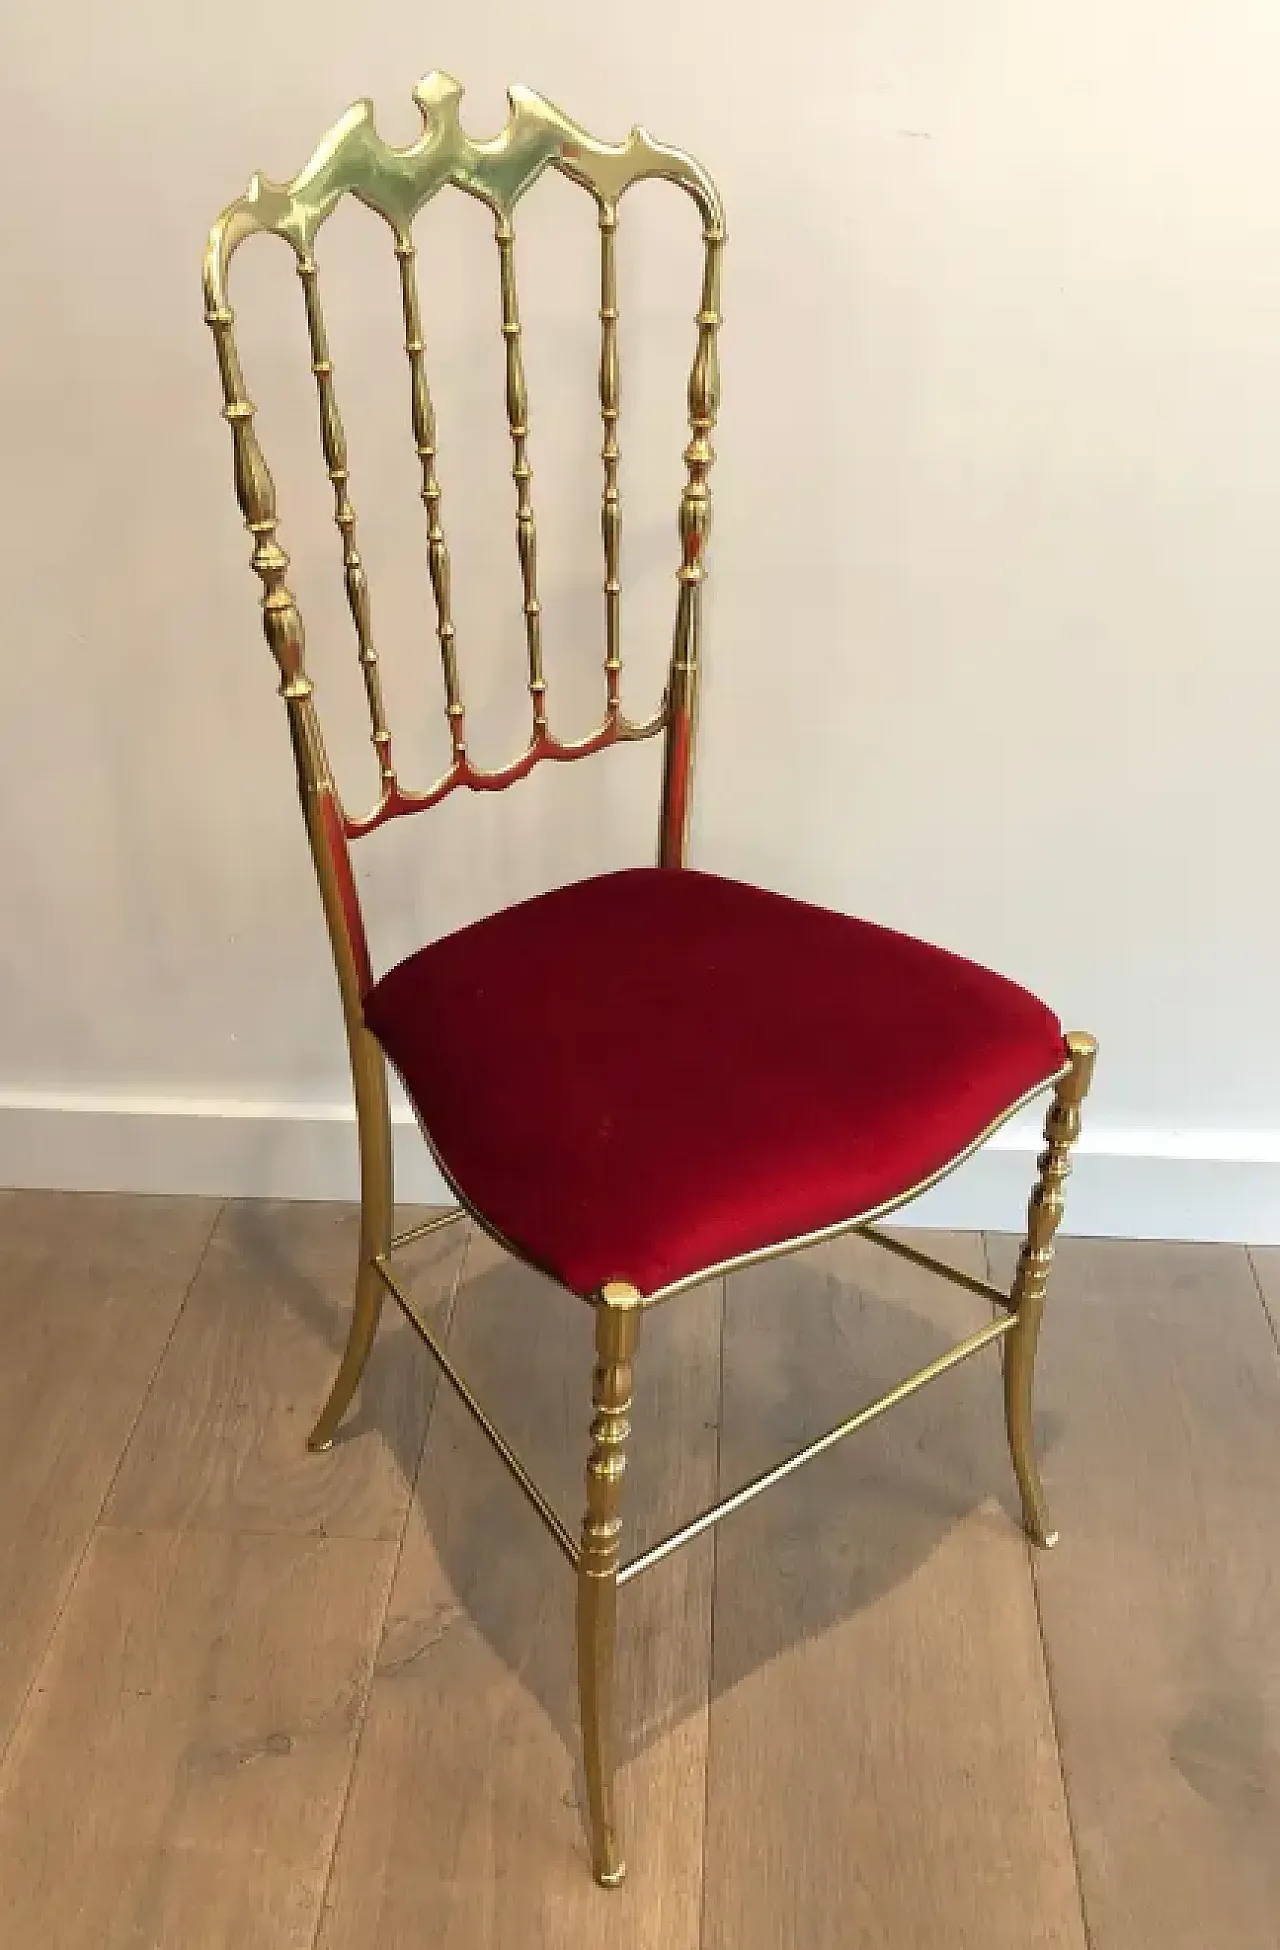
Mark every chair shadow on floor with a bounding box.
[228,1198,465,1497]
[356,1227,1063,1772]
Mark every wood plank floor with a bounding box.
[0,1193,1276,1948]
[704,1234,1085,1950]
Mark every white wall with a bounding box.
[2,3,1279,1238]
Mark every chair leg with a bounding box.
[308,1032,394,1452]
[576,1283,642,1887]
[1004,1030,1097,1547]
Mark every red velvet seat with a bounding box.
[364,867,1066,1298]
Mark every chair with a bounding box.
[203,73,1097,1887]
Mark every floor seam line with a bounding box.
[984,1230,1096,1950]
[1028,1548,1097,1950]
[0,1195,225,1783]
[307,1218,475,1950]
[1244,1246,1280,1362]
[92,1518,406,1545]
[697,1271,728,1950]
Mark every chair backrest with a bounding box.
[203,73,724,1016]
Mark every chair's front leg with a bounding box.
[577,1282,642,1887]
[1004,1030,1097,1547]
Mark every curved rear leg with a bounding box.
[309,1032,393,1452]
[1004,1031,1096,1547]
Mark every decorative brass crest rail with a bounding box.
[204,74,724,847]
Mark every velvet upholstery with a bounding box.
[364,868,1065,1298]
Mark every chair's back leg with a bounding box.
[308,1028,394,1451]
[576,1284,642,1886]
[1004,1031,1097,1546]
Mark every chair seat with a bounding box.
[364,868,1066,1298]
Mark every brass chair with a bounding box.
[203,74,1096,1888]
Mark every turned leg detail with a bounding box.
[1004,1031,1097,1547]
[576,1283,641,1887]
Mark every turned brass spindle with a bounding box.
[598,206,622,716]
[660,230,723,867]
[297,257,395,792]
[394,233,466,762]
[1004,1032,1097,1548]
[495,219,548,737]
[577,1286,642,1885]
[206,306,314,713]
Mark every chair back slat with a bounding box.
[393,234,466,761]
[204,73,724,856]
[660,233,723,866]
[297,255,395,792]
[598,209,622,715]
[495,220,548,737]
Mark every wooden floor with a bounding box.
[0,1193,1277,1949]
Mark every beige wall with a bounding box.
[2,4,1278,1235]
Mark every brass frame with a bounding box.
[204,76,1098,1889]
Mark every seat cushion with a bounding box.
[364,868,1065,1298]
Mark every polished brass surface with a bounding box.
[496,221,548,736]
[577,1285,641,1885]
[204,72,721,279]
[1005,1032,1098,1549]
[658,230,723,868]
[205,73,722,840]
[387,1206,466,1252]
[298,797,391,1453]
[598,209,622,713]
[617,1312,1017,1588]
[857,1226,1016,1312]
[394,235,465,764]
[205,300,313,711]
[374,1254,580,1566]
[298,257,395,796]
[305,1041,391,1452]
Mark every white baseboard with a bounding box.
[1,1088,1278,1244]
[903,1127,1280,1243]
[0,1089,452,1206]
